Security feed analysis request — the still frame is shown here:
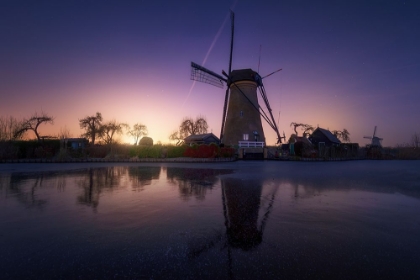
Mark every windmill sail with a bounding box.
[190,62,226,88]
[189,11,284,146]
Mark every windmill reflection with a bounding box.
[222,178,264,249]
[188,176,278,274]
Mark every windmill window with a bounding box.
[240,111,243,117]
[243,134,249,141]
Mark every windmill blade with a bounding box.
[220,11,235,143]
[191,62,227,88]
[373,126,377,137]
[262,68,282,79]
[228,10,234,75]
[364,136,372,139]
[259,183,279,235]
[257,83,283,143]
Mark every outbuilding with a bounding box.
[184,133,220,146]
[308,128,341,148]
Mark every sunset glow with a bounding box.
[1,1,419,146]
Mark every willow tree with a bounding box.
[179,116,208,138]
[332,129,351,142]
[169,116,208,145]
[169,130,183,146]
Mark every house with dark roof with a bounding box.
[308,128,341,148]
[62,138,89,150]
[184,133,220,146]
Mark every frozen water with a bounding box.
[0,160,419,279]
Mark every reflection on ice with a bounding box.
[0,161,420,279]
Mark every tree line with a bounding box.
[0,111,209,146]
[0,111,148,145]
[289,122,351,143]
[4,112,417,147]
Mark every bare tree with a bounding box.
[290,122,313,137]
[79,112,103,145]
[169,130,184,145]
[101,120,128,144]
[411,133,420,148]
[179,116,208,139]
[14,112,54,141]
[0,116,24,141]
[128,123,148,145]
[58,126,72,140]
[302,124,314,137]
[290,122,302,136]
[332,129,351,142]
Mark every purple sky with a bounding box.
[1,0,419,146]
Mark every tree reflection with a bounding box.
[76,167,125,210]
[4,172,67,209]
[167,168,231,201]
[127,166,161,191]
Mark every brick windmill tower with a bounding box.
[190,11,284,147]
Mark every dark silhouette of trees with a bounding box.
[169,130,183,145]
[58,126,71,140]
[79,112,103,145]
[169,116,208,145]
[332,129,351,142]
[101,120,128,144]
[289,122,314,137]
[128,123,148,145]
[290,122,301,135]
[0,116,24,141]
[302,124,314,137]
[411,133,419,148]
[14,112,54,141]
[180,116,208,138]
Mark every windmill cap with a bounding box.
[229,69,259,84]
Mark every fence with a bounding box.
[238,141,264,148]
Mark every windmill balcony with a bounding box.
[238,141,265,148]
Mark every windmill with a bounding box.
[188,177,279,277]
[364,126,383,147]
[190,11,284,146]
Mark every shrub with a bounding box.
[166,145,187,158]
[183,144,235,158]
[139,136,153,146]
[8,139,60,159]
[134,145,162,158]
[0,141,19,160]
[220,147,235,158]
[86,145,108,158]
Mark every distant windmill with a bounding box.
[190,11,284,145]
[364,126,383,147]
